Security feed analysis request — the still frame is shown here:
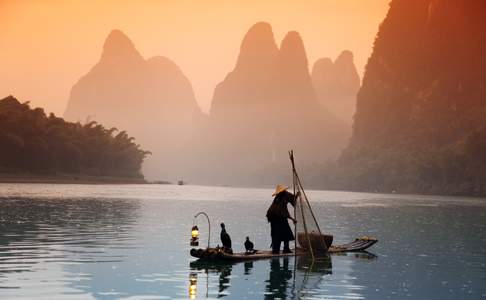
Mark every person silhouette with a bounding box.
[266,185,298,254]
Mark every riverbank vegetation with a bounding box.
[310,129,486,197]
[0,96,149,179]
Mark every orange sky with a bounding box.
[0,0,389,115]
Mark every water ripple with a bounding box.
[1,184,486,299]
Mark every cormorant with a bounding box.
[220,223,232,253]
[244,236,254,253]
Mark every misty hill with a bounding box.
[0,96,148,178]
[333,0,486,196]
[311,50,360,125]
[64,30,201,180]
[206,22,349,185]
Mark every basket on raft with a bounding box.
[297,232,333,252]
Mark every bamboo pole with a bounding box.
[289,151,314,260]
[290,151,298,260]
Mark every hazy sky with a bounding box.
[0,0,389,115]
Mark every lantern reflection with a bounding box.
[189,272,198,299]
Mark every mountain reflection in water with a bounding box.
[0,197,140,291]
[1,184,486,299]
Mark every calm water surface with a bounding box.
[0,184,485,299]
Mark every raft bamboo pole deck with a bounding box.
[190,237,378,262]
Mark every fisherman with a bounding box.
[266,184,298,254]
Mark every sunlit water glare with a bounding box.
[0,184,485,299]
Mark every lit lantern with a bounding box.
[192,212,211,248]
[190,225,199,247]
[189,272,197,299]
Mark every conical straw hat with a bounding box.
[272,184,289,196]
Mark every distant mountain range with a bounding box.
[64,24,358,184]
[64,29,202,180]
[205,22,353,184]
[312,50,360,125]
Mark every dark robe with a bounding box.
[266,190,295,243]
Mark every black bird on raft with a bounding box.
[220,223,232,254]
[244,236,255,254]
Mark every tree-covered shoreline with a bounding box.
[0,96,149,179]
[311,131,486,197]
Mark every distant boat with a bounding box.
[151,180,171,184]
[178,180,184,185]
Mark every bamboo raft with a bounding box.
[190,152,379,263]
[190,236,377,262]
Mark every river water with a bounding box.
[0,183,485,299]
